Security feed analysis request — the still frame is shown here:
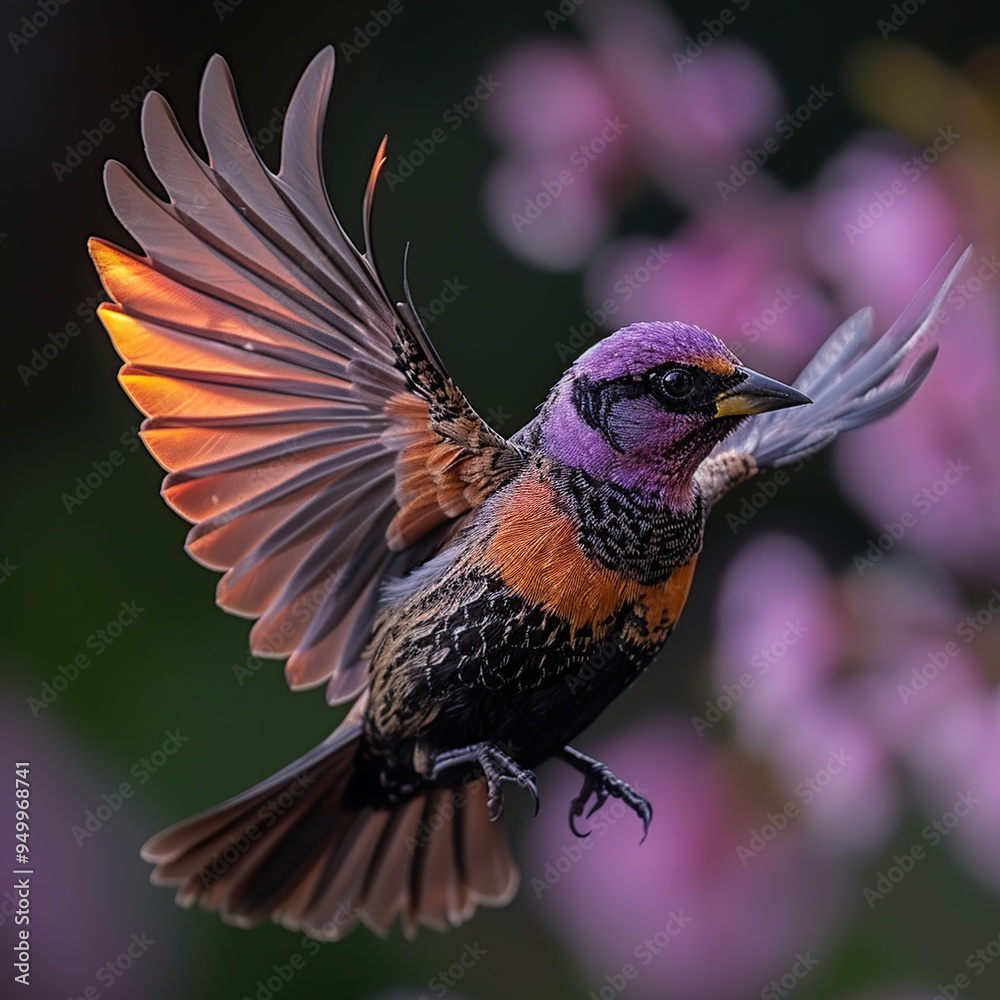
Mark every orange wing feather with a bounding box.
[90,48,524,704]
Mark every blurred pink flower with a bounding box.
[713,533,1000,885]
[583,200,837,381]
[712,534,900,855]
[579,0,781,188]
[806,135,963,320]
[481,0,781,270]
[482,42,620,155]
[484,150,615,271]
[481,39,629,271]
[842,559,984,758]
[525,716,844,1000]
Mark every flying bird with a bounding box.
[88,47,969,941]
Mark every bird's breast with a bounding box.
[482,471,699,643]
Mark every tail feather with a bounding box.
[359,796,428,935]
[415,789,474,932]
[303,806,390,928]
[461,778,524,900]
[141,723,519,940]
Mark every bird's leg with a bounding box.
[429,742,538,822]
[558,746,652,842]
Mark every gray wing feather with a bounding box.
[698,239,972,504]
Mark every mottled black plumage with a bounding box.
[548,463,707,584]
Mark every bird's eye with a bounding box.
[659,369,695,398]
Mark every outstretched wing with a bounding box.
[89,47,526,704]
[695,240,972,506]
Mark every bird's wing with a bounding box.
[695,240,972,507]
[89,48,526,704]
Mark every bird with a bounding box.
[88,46,970,942]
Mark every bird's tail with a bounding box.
[696,239,973,504]
[140,720,518,940]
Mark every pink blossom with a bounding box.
[525,716,844,1000]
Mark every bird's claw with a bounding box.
[430,742,537,823]
[482,747,538,822]
[567,764,652,842]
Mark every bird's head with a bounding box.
[540,321,811,505]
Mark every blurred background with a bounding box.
[3,0,1000,997]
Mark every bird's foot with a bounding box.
[429,742,538,822]
[559,747,652,842]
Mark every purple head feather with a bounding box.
[574,321,740,381]
[539,321,743,506]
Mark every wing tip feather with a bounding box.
[362,136,390,261]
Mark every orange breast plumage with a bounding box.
[483,472,698,641]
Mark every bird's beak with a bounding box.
[714,366,812,418]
